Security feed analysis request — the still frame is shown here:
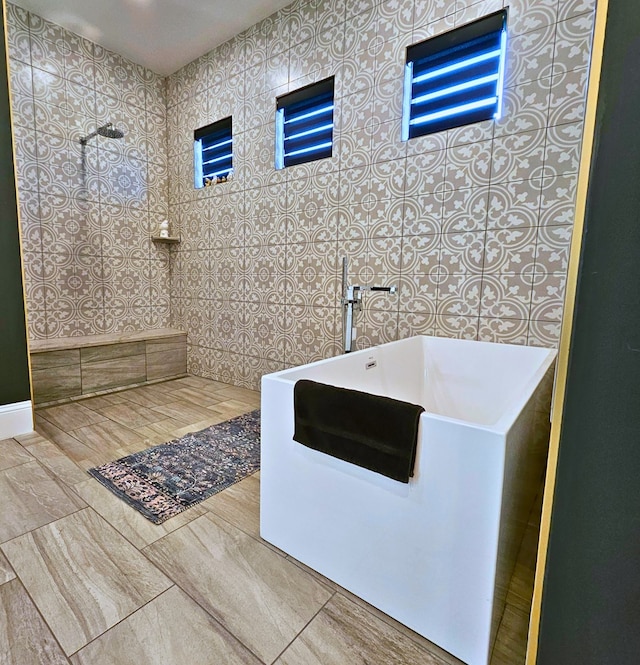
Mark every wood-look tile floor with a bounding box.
[0,376,541,664]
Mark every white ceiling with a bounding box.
[11,0,294,76]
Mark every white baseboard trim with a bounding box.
[0,400,34,439]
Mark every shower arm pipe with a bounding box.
[340,256,397,354]
[80,130,98,146]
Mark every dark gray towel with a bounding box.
[293,379,424,483]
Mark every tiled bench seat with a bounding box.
[30,328,187,405]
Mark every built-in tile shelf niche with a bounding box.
[152,236,181,244]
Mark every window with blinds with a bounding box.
[402,10,508,141]
[275,77,335,169]
[194,116,233,188]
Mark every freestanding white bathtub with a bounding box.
[260,336,555,665]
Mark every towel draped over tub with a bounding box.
[293,379,424,483]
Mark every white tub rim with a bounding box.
[262,335,557,435]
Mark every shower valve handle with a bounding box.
[353,285,398,294]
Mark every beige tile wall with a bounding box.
[7,0,596,390]
[167,0,596,388]
[5,2,170,339]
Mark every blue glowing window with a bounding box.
[194,117,233,188]
[402,10,507,141]
[275,77,334,169]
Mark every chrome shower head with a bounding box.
[80,122,125,145]
[97,123,124,139]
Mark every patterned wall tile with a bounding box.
[495,77,551,138]
[8,59,32,98]
[371,6,406,46]
[29,33,65,78]
[6,0,595,380]
[397,309,437,338]
[66,81,97,137]
[454,0,503,28]
[553,13,596,76]
[9,95,35,131]
[12,128,38,193]
[355,307,399,350]
[244,302,287,361]
[487,178,542,229]
[17,190,42,256]
[369,120,407,164]
[480,273,533,320]
[22,251,46,310]
[405,130,447,161]
[31,67,66,108]
[557,0,597,23]
[286,242,339,307]
[244,354,285,391]
[507,0,558,36]
[535,225,573,274]
[344,9,378,59]
[492,129,546,183]
[369,159,406,200]
[437,273,482,318]
[399,273,438,314]
[530,272,566,322]
[441,185,489,233]
[544,122,584,177]
[368,197,404,238]
[404,150,446,196]
[284,304,338,365]
[4,3,30,63]
[445,139,492,189]
[548,67,588,127]
[446,119,493,148]
[528,318,561,347]
[413,0,456,32]
[402,194,441,235]
[478,316,529,344]
[484,227,537,275]
[337,52,376,97]
[539,174,578,226]
[504,24,555,88]
[435,313,479,340]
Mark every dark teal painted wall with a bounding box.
[0,4,31,406]
[537,0,640,662]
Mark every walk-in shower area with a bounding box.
[8,11,170,341]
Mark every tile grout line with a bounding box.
[267,590,337,665]
[62,584,180,661]
[137,523,269,665]
[2,571,73,664]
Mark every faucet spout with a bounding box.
[358,285,397,294]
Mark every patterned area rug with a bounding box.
[88,410,260,524]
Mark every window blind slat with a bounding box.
[194,116,233,187]
[403,10,507,141]
[277,77,335,169]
